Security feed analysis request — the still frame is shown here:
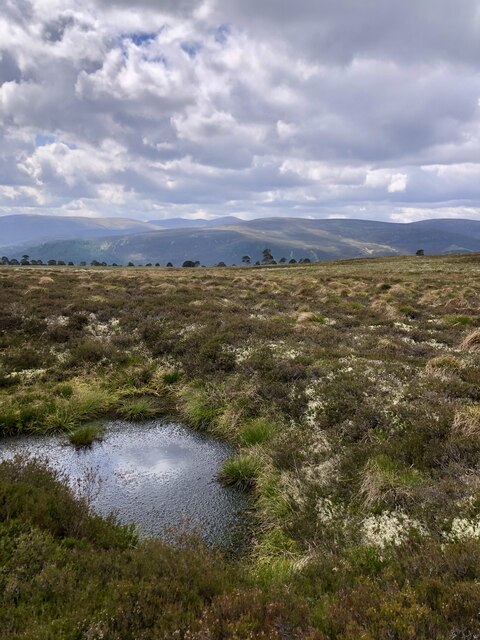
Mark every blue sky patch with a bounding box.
[215,23,231,44]
[181,42,202,59]
[35,134,56,147]
[128,32,158,46]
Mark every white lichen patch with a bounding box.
[87,314,121,340]
[445,517,480,542]
[45,315,69,327]
[7,368,47,383]
[394,321,413,332]
[316,498,345,525]
[362,511,426,549]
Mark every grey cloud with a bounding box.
[0,0,480,223]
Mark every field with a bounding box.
[1,254,480,639]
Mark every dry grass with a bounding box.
[452,405,480,439]
[461,328,480,352]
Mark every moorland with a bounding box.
[1,254,480,639]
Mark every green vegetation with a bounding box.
[68,422,104,446]
[220,454,261,488]
[1,253,480,637]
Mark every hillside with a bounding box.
[12,217,480,265]
[0,214,244,252]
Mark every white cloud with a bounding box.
[0,0,480,221]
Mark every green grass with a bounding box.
[240,418,276,446]
[444,314,477,326]
[68,423,103,446]
[220,454,261,488]
[116,396,159,420]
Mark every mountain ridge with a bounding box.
[4,216,480,265]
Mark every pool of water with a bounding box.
[0,420,248,547]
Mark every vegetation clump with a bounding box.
[220,454,261,488]
[68,423,103,446]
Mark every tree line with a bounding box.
[1,249,313,268]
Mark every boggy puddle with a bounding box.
[0,420,249,548]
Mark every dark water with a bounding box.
[0,420,248,547]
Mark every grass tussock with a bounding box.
[240,417,276,446]
[220,454,261,488]
[68,422,104,447]
[461,328,480,352]
[116,396,159,420]
[452,405,480,439]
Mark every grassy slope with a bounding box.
[1,254,480,638]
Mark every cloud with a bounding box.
[0,0,480,222]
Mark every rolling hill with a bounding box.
[7,217,480,265]
[0,214,244,252]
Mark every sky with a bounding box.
[1,0,480,223]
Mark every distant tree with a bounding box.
[112,263,118,267]
[155,263,160,267]
[182,260,196,268]
[145,263,152,267]
[91,260,101,266]
[68,261,74,266]
[302,258,311,263]
[279,257,286,263]
[101,262,107,267]
[20,257,30,265]
[262,248,274,264]
[255,261,260,266]
[79,261,86,266]
[127,262,134,267]
[22,254,29,261]
[47,259,57,266]
[37,260,43,265]
[10,258,20,265]
[57,260,66,266]
[416,249,425,256]
[242,255,251,265]
[1,256,8,265]
[166,262,173,267]
[194,260,201,268]
[216,261,226,267]
[289,258,297,264]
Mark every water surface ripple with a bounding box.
[0,420,247,546]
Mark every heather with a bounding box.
[1,254,480,638]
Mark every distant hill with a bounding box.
[147,216,242,229]
[0,214,245,252]
[0,215,161,250]
[8,217,480,266]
